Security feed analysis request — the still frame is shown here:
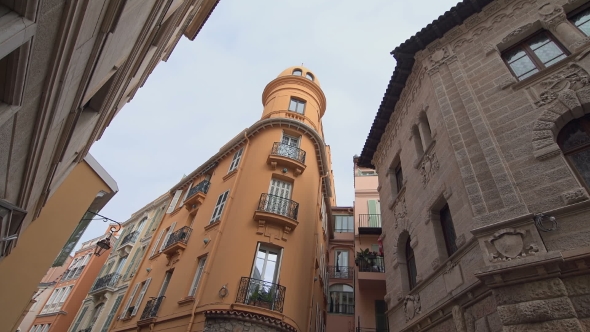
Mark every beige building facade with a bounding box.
[68,194,169,332]
[358,0,590,331]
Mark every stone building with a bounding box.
[358,0,590,331]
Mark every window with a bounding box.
[252,244,282,284]
[334,215,353,232]
[288,97,306,114]
[100,294,123,332]
[557,113,590,189]
[228,147,244,172]
[328,284,354,314]
[136,217,147,233]
[158,270,173,298]
[150,230,165,257]
[394,163,403,193]
[334,250,349,278]
[292,69,302,76]
[411,125,424,156]
[188,256,207,296]
[70,306,88,331]
[87,303,104,328]
[375,300,388,331]
[120,283,140,319]
[440,204,458,257]
[210,190,230,223]
[131,278,151,316]
[570,7,590,36]
[406,237,417,290]
[367,200,381,227]
[358,169,377,176]
[306,73,314,81]
[266,179,293,216]
[503,31,568,80]
[159,222,177,252]
[166,190,182,213]
[0,199,27,258]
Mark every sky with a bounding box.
[79,0,462,246]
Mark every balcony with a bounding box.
[267,142,306,176]
[253,194,299,233]
[329,303,354,315]
[89,272,121,295]
[138,296,165,326]
[356,328,389,332]
[79,328,92,332]
[357,256,386,288]
[328,266,353,279]
[117,230,139,256]
[358,214,382,235]
[161,226,192,257]
[184,180,210,213]
[235,277,286,313]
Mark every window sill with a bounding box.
[177,296,195,306]
[169,206,183,216]
[205,220,220,231]
[223,169,237,182]
[149,252,161,260]
[120,316,133,321]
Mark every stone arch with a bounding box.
[532,63,590,160]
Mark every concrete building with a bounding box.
[67,194,169,332]
[28,232,116,332]
[0,0,217,328]
[2,154,118,332]
[109,66,336,332]
[358,0,590,331]
[17,256,73,332]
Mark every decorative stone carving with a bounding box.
[393,195,407,229]
[431,257,440,270]
[535,64,590,107]
[429,47,449,66]
[452,305,468,332]
[486,228,540,263]
[562,188,589,205]
[483,43,496,56]
[570,36,590,51]
[502,23,533,44]
[498,76,516,90]
[538,3,567,30]
[456,234,466,248]
[419,152,440,187]
[404,294,421,321]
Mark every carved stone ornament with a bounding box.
[535,64,590,107]
[538,3,567,30]
[562,188,590,205]
[502,23,533,44]
[420,152,440,187]
[404,294,421,321]
[393,195,407,229]
[431,257,440,270]
[483,43,497,56]
[487,228,540,263]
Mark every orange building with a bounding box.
[109,66,336,332]
[29,231,116,332]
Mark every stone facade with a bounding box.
[204,318,288,332]
[362,0,590,331]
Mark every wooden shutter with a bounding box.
[210,191,229,223]
[120,283,140,319]
[123,248,140,279]
[228,148,244,172]
[167,190,182,213]
[189,257,207,296]
[367,200,378,227]
[150,230,165,257]
[100,294,124,332]
[131,278,151,316]
[71,306,88,331]
[159,222,177,252]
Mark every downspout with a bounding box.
[186,130,251,332]
[307,171,330,331]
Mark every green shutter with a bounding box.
[52,212,94,267]
[71,306,88,331]
[367,200,378,227]
[123,248,140,280]
[101,294,124,332]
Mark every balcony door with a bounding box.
[367,200,381,227]
[267,179,292,216]
[249,244,283,309]
[279,134,300,160]
[335,250,349,278]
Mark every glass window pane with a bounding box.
[504,48,528,63]
[572,9,590,36]
[528,34,551,50]
[292,69,302,76]
[533,42,566,65]
[508,55,538,79]
[289,99,297,111]
[569,150,590,188]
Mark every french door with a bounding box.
[267,179,292,216]
[278,134,300,160]
[249,244,283,310]
[335,250,349,278]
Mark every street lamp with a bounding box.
[82,211,121,257]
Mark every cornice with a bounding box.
[262,76,327,117]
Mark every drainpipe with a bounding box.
[307,171,330,331]
[186,130,251,332]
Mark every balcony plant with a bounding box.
[248,284,275,310]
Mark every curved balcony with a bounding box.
[184,179,210,213]
[267,142,306,176]
[89,272,121,296]
[235,277,286,313]
[253,194,299,233]
[161,227,191,257]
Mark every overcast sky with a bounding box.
[79,0,461,247]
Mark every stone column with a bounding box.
[539,3,589,52]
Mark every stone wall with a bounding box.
[204,318,285,332]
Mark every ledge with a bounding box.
[178,296,195,306]
[267,154,306,176]
[253,210,298,232]
[204,220,220,231]
[223,169,237,182]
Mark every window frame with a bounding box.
[569,4,590,36]
[502,31,569,80]
[557,113,590,190]
[394,163,404,193]
[228,147,244,173]
[210,190,230,223]
[439,204,458,257]
[188,256,207,297]
[292,69,302,76]
[288,97,306,114]
[406,238,417,290]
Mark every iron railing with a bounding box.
[358,214,382,228]
[186,179,211,199]
[328,266,353,279]
[140,296,165,320]
[257,194,299,220]
[79,328,92,332]
[270,142,306,163]
[358,256,385,273]
[236,277,286,313]
[91,272,121,292]
[119,230,139,247]
[329,303,354,314]
[356,328,389,332]
[163,226,192,249]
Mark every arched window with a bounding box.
[440,204,457,256]
[292,69,302,76]
[406,237,417,290]
[136,217,147,233]
[306,73,314,81]
[411,125,424,156]
[328,284,353,314]
[557,114,590,189]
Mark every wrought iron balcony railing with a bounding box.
[236,277,286,313]
[270,142,306,164]
[79,327,92,332]
[358,214,382,228]
[140,296,165,320]
[358,256,385,273]
[91,272,121,292]
[356,328,389,332]
[328,266,353,279]
[119,230,139,247]
[329,303,354,314]
[186,179,211,199]
[163,226,192,249]
[257,194,299,220]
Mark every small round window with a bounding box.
[292,69,302,76]
[306,73,314,81]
